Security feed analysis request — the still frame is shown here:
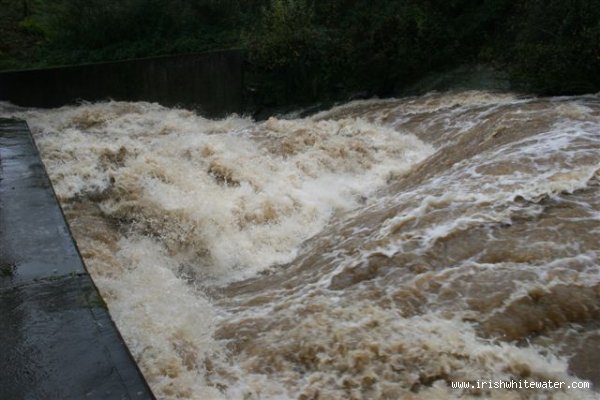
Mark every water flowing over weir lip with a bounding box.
[2,90,600,399]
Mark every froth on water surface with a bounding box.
[2,90,599,399]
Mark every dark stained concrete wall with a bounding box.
[0,119,155,399]
[0,50,243,118]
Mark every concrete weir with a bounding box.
[0,119,154,399]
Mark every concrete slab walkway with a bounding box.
[0,119,154,399]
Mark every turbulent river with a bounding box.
[2,90,600,399]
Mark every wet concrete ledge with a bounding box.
[0,119,155,399]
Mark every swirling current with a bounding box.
[2,90,599,399]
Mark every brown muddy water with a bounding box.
[2,90,599,399]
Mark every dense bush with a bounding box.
[503,0,600,94]
[12,0,244,65]
[245,0,518,102]
[244,0,330,104]
[1,0,598,102]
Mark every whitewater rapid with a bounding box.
[2,90,599,399]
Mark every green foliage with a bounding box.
[246,0,320,68]
[1,0,598,102]
[0,0,48,70]
[504,0,600,94]
[246,0,599,104]
[244,0,331,103]
[29,0,244,65]
[18,16,46,36]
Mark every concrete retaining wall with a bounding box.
[0,50,243,117]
